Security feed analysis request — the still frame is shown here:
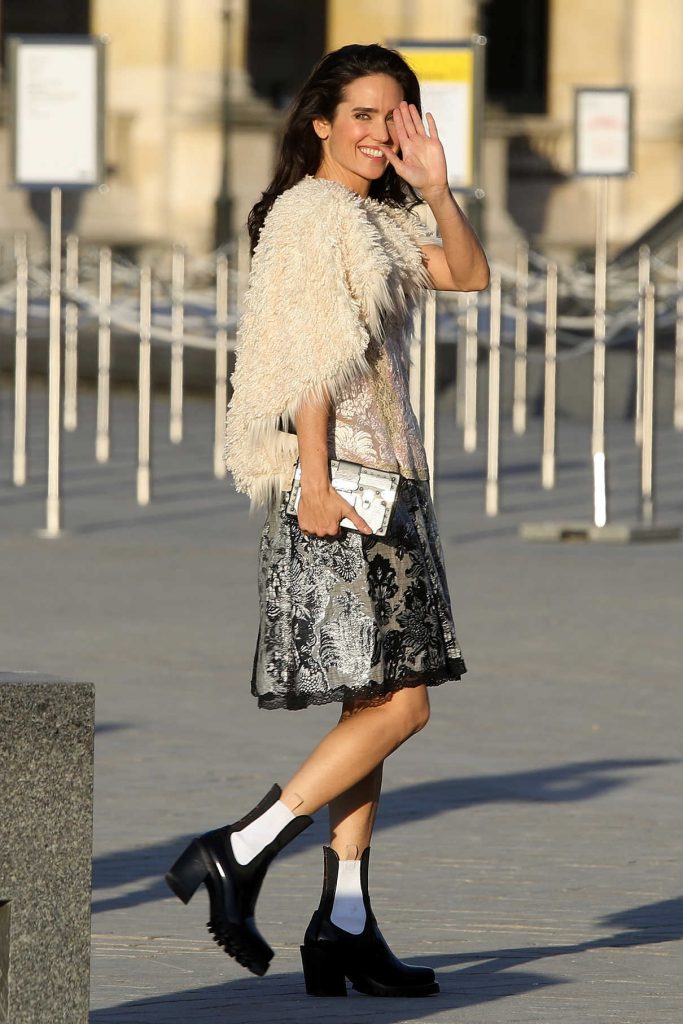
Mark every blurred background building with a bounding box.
[1,0,682,260]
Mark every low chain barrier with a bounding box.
[1,228,682,535]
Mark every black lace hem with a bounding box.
[254,658,467,711]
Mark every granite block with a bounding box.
[0,673,94,1024]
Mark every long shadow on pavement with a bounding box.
[89,962,564,1023]
[92,757,672,915]
[426,895,683,991]
[89,895,683,1022]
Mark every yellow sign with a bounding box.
[396,44,477,189]
[400,48,474,85]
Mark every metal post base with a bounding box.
[519,521,681,544]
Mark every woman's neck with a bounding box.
[313,166,370,199]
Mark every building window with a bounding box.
[247,0,326,110]
[2,0,89,37]
[2,0,90,71]
[482,0,548,114]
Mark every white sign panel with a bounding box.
[420,81,471,189]
[575,88,632,177]
[11,38,103,187]
[396,43,480,191]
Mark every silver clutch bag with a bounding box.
[285,458,401,537]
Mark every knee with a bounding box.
[408,696,431,736]
[389,689,431,742]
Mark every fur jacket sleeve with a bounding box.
[223,175,434,508]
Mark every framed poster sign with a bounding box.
[8,35,105,189]
[392,39,485,192]
[574,87,633,177]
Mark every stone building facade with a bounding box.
[1,0,682,260]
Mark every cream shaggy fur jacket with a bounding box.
[223,174,435,508]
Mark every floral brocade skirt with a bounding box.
[251,477,467,710]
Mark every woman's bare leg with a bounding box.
[328,701,384,854]
[328,762,383,856]
[280,685,429,817]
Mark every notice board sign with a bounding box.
[392,39,485,191]
[574,87,633,177]
[8,35,105,189]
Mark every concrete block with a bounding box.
[0,673,94,1024]
[519,520,682,543]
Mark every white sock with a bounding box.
[330,858,366,934]
[230,799,295,866]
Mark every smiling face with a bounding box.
[312,73,404,196]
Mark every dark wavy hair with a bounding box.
[247,43,423,253]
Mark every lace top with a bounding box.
[327,335,428,480]
[320,182,433,481]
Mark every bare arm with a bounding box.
[295,396,371,538]
[419,186,490,292]
[375,101,489,293]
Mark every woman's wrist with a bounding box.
[299,473,331,497]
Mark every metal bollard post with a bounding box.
[542,261,558,490]
[512,241,529,435]
[137,266,152,506]
[236,230,250,316]
[63,234,79,431]
[213,253,229,478]
[455,293,467,428]
[634,245,650,446]
[463,291,478,453]
[96,248,112,464]
[408,296,423,424]
[13,234,29,486]
[674,238,683,431]
[423,287,437,500]
[169,245,184,444]
[591,176,609,529]
[641,283,656,524]
[486,271,502,516]
[42,187,63,538]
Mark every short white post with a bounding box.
[423,287,437,499]
[591,176,609,529]
[13,234,29,487]
[43,187,63,538]
[641,283,656,524]
[542,261,558,490]
[463,291,478,453]
[408,296,423,424]
[486,271,502,516]
[455,293,467,428]
[137,266,152,506]
[63,234,79,431]
[674,238,683,432]
[634,244,650,446]
[512,240,529,435]
[213,253,229,478]
[169,245,185,444]
[96,247,112,464]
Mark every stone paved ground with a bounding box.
[1,379,682,1023]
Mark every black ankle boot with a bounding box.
[300,846,439,997]
[165,783,312,976]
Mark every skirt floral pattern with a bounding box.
[251,477,466,710]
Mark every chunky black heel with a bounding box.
[165,840,208,904]
[302,846,439,998]
[165,784,313,977]
[300,944,347,997]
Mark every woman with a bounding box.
[166,43,489,998]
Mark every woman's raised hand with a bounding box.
[378,100,448,196]
[297,485,372,538]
